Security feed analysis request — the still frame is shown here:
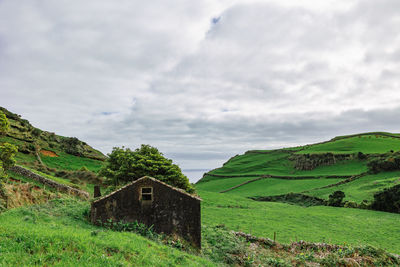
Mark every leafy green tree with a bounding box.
[0,143,18,171]
[0,110,10,136]
[100,145,194,193]
[0,111,17,179]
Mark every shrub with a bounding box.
[357,152,367,160]
[367,153,400,173]
[80,166,89,172]
[370,184,400,213]
[31,128,42,137]
[344,201,358,208]
[0,143,18,171]
[0,110,10,135]
[201,225,248,265]
[328,191,345,207]
[61,137,82,156]
[359,200,371,209]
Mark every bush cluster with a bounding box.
[61,137,83,156]
[328,191,345,207]
[367,152,400,173]
[371,184,400,213]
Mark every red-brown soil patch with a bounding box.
[40,149,59,157]
[9,177,21,183]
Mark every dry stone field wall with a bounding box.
[10,166,89,199]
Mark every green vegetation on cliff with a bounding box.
[0,107,106,193]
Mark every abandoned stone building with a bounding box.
[90,176,202,248]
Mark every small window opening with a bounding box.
[141,187,153,201]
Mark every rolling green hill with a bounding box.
[198,132,400,200]
[0,107,105,168]
[197,132,400,255]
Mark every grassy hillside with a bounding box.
[0,107,106,193]
[200,190,400,254]
[0,198,213,266]
[307,171,400,203]
[197,132,400,256]
[224,178,342,197]
[201,152,367,183]
[298,134,400,154]
[0,107,105,172]
[1,196,398,266]
[198,132,400,200]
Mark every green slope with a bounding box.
[201,149,370,183]
[196,132,400,254]
[297,134,400,154]
[1,107,106,193]
[200,190,400,254]
[0,198,213,266]
[198,132,400,200]
[195,176,258,192]
[307,171,400,203]
[224,178,342,197]
[0,106,106,173]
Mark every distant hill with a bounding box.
[197,132,400,206]
[195,132,400,255]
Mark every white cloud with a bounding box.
[1,0,400,182]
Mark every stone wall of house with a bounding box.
[10,165,89,199]
[91,177,201,248]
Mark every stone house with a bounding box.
[90,176,201,248]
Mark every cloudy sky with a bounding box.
[1,0,400,182]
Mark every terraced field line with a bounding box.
[219,173,355,193]
[301,173,367,193]
[219,177,264,193]
[206,173,353,179]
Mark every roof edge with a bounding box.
[92,176,202,204]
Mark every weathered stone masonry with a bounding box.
[10,165,89,199]
[91,176,202,248]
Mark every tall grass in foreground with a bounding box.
[0,198,213,266]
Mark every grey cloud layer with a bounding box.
[1,0,399,182]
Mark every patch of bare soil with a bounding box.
[40,149,59,157]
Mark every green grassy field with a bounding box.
[224,178,343,197]
[199,190,400,254]
[206,152,367,179]
[0,198,213,266]
[297,135,400,154]
[195,177,258,192]
[195,132,400,255]
[202,133,400,183]
[40,152,104,172]
[307,171,400,202]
